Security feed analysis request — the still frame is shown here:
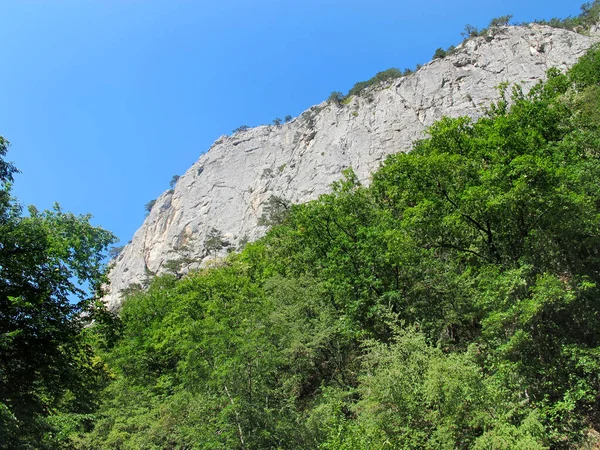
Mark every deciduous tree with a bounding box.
[0,138,117,448]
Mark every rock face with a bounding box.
[104,25,599,310]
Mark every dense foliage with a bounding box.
[61,45,600,449]
[0,138,117,448]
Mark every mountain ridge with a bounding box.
[104,23,600,310]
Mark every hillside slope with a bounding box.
[105,24,599,310]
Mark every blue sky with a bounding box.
[0,0,584,247]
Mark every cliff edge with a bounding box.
[105,25,600,310]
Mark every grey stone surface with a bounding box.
[104,25,599,310]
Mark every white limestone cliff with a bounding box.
[104,25,600,310]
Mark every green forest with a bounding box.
[4,23,600,450]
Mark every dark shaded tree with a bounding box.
[327,91,345,106]
[0,137,117,448]
[232,125,250,133]
[257,195,290,228]
[144,199,156,215]
[433,47,447,59]
[204,227,229,257]
[108,245,125,259]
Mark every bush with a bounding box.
[327,91,345,106]
[568,43,600,89]
[204,227,229,257]
[433,47,447,59]
[489,14,513,29]
[347,68,402,98]
[258,195,290,227]
[108,245,125,259]
[144,199,156,215]
[461,24,480,39]
[232,125,249,134]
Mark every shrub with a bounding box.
[433,47,447,59]
[232,125,249,133]
[108,245,125,259]
[169,175,180,188]
[328,91,345,106]
[461,24,480,39]
[284,115,292,123]
[347,81,368,97]
[144,199,156,215]
[204,227,229,256]
[237,234,249,250]
[489,14,513,28]
[258,195,290,227]
[347,68,402,98]
[568,43,600,95]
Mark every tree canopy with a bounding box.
[66,44,600,449]
[0,138,117,449]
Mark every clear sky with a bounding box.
[0,0,585,247]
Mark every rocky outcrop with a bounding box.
[104,25,599,310]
